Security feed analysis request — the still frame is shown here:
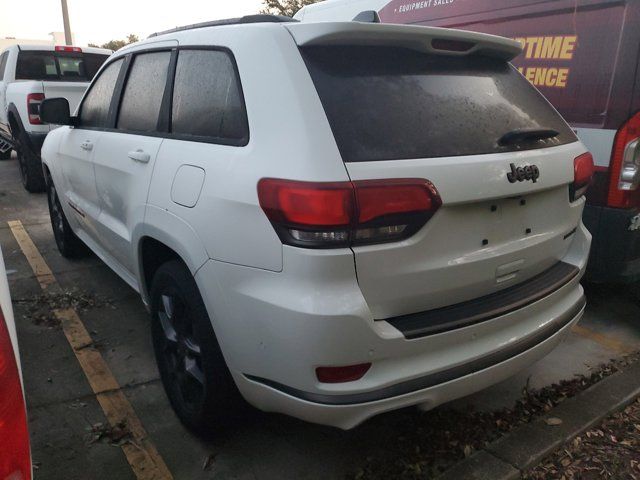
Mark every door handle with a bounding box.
[80,141,93,151]
[128,149,150,163]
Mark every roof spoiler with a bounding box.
[353,11,380,23]
[285,22,523,61]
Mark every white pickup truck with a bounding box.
[0,45,111,192]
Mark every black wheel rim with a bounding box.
[48,183,66,250]
[156,290,205,411]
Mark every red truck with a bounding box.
[297,0,640,283]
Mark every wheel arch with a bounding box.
[6,104,22,136]
[42,162,52,184]
[136,208,209,305]
[6,105,36,154]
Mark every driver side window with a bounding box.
[79,58,123,129]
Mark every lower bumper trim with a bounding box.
[245,296,585,406]
[387,261,579,339]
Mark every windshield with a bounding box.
[16,51,109,82]
[302,46,577,162]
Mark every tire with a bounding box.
[0,148,11,160]
[46,176,85,258]
[14,131,45,193]
[150,260,244,435]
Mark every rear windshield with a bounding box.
[302,46,577,162]
[16,51,109,82]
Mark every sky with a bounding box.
[0,0,266,47]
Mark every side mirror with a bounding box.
[39,98,72,126]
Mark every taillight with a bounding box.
[26,93,45,125]
[0,306,31,480]
[258,178,441,248]
[571,152,595,202]
[607,111,640,208]
[55,46,82,53]
[316,363,371,383]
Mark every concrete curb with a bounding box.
[438,360,640,480]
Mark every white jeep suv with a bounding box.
[40,15,593,431]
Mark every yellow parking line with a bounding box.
[7,220,57,290]
[8,220,173,480]
[571,324,636,354]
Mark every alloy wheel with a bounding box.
[48,184,66,247]
[156,291,206,411]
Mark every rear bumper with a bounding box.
[236,297,583,429]
[245,296,584,408]
[583,205,640,283]
[195,223,591,429]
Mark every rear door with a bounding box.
[301,42,585,319]
[92,50,170,275]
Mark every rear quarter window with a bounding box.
[170,49,248,145]
[302,46,577,162]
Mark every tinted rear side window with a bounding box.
[302,46,577,162]
[118,51,171,132]
[171,49,248,144]
[16,51,109,82]
[80,58,123,128]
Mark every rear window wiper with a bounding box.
[498,128,559,146]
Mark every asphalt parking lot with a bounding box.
[1,153,640,479]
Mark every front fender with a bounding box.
[40,127,64,184]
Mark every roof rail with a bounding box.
[352,11,381,23]
[148,14,297,38]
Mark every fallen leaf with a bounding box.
[546,417,563,426]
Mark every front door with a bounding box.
[57,57,125,237]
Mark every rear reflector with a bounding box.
[316,363,371,383]
[0,306,31,480]
[608,111,640,208]
[26,93,45,125]
[258,178,441,248]
[55,46,82,53]
[571,152,594,202]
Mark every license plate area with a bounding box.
[473,196,534,248]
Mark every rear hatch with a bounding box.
[291,23,585,318]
